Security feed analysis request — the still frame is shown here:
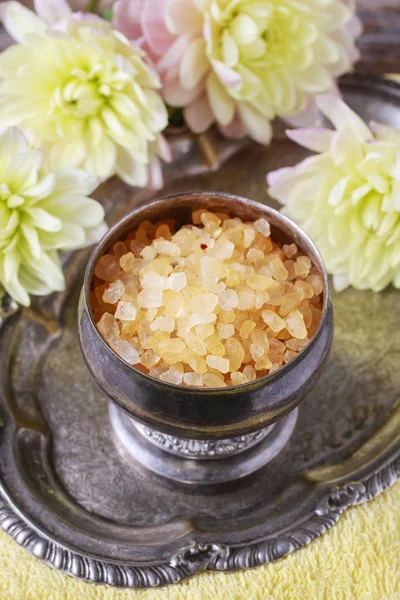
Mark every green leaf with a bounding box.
[101,8,113,21]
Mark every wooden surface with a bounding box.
[1,0,400,75]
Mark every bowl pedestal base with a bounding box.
[109,403,298,486]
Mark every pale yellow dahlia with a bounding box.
[268,95,400,293]
[0,1,169,188]
[0,126,106,306]
[114,0,361,141]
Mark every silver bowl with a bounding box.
[78,192,333,485]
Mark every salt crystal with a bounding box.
[250,343,264,361]
[205,336,225,356]
[211,238,234,259]
[254,355,272,370]
[206,355,230,373]
[115,301,137,321]
[183,372,204,386]
[254,218,271,238]
[191,313,217,326]
[153,239,181,256]
[307,274,323,296]
[285,310,307,339]
[102,280,125,304]
[218,289,239,310]
[140,271,169,291]
[155,224,171,239]
[194,324,215,339]
[246,248,264,262]
[188,293,218,314]
[150,316,175,332]
[113,241,128,258]
[240,320,256,339]
[269,257,288,280]
[283,243,297,258]
[230,371,249,385]
[243,365,256,381]
[97,313,119,340]
[185,332,207,355]
[160,366,184,385]
[189,356,208,374]
[247,274,273,291]
[262,310,285,332]
[111,339,140,364]
[283,349,298,364]
[137,289,163,308]
[285,338,309,352]
[203,373,227,388]
[95,254,120,281]
[140,245,157,261]
[140,349,160,369]
[217,323,235,339]
[169,272,187,291]
[294,256,311,278]
[237,290,255,310]
[255,290,269,309]
[243,227,255,248]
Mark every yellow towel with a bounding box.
[0,481,399,600]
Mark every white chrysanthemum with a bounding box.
[0,1,169,188]
[0,127,106,306]
[268,95,400,293]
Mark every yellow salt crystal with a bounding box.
[246,248,264,262]
[255,355,272,370]
[191,313,217,326]
[234,312,248,332]
[262,310,285,332]
[243,227,256,248]
[206,355,230,373]
[206,335,225,356]
[230,371,249,385]
[155,224,171,239]
[217,323,235,339]
[160,365,184,385]
[294,256,311,278]
[295,280,314,299]
[192,209,206,224]
[225,273,241,287]
[251,328,269,348]
[203,373,227,388]
[119,252,136,273]
[189,356,208,374]
[250,343,264,361]
[140,271,169,291]
[283,349,298,364]
[194,323,215,339]
[164,292,185,318]
[255,290,270,309]
[201,211,221,226]
[240,320,256,339]
[285,310,307,339]
[307,273,323,296]
[279,288,304,317]
[153,239,181,257]
[225,338,245,371]
[172,229,197,255]
[254,218,271,238]
[187,293,218,314]
[237,289,255,310]
[242,365,256,381]
[218,289,239,310]
[247,274,273,291]
[269,257,289,280]
[140,258,173,277]
[137,289,163,308]
[140,245,157,261]
[140,349,160,369]
[286,338,309,352]
[150,316,175,332]
[283,243,297,258]
[219,309,236,324]
[98,313,119,340]
[183,372,204,386]
[184,332,207,355]
[115,300,137,321]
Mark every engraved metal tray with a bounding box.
[0,74,399,589]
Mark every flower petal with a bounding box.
[0,127,29,173]
[113,0,145,41]
[237,102,272,145]
[0,1,47,43]
[25,207,62,232]
[179,38,209,91]
[52,169,99,197]
[286,128,334,153]
[316,94,373,140]
[116,146,149,187]
[157,32,193,73]
[211,59,242,91]
[163,67,203,107]
[165,0,202,35]
[83,136,116,180]
[184,94,214,134]
[33,0,71,26]
[141,0,176,55]
[206,72,235,127]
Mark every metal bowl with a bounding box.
[78,192,333,444]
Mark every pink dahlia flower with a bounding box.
[113,0,362,143]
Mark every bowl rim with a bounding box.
[83,191,331,394]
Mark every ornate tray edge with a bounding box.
[0,452,398,588]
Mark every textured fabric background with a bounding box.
[0,480,399,600]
